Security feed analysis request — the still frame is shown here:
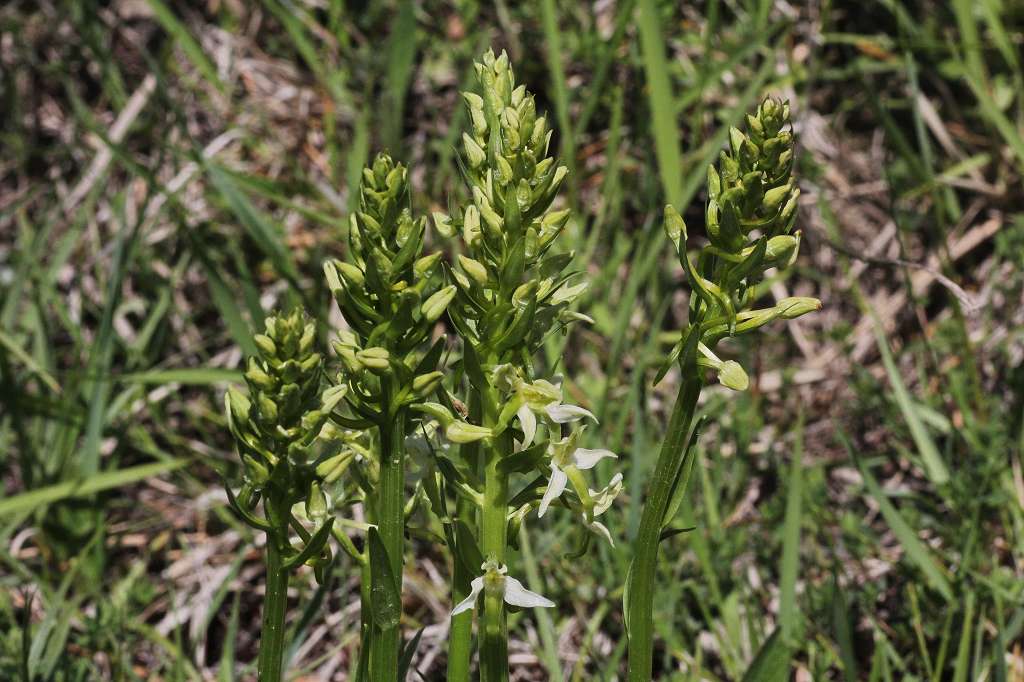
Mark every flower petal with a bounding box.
[583,516,615,547]
[502,576,555,609]
[451,577,485,616]
[517,403,537,447]
[538,465,568,518]
[571,447,617,470]
[545,403,597,424]
[590,472,624,516]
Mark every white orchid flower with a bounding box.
[580,473,624,546]
[538,431,617,517]
[451,562,555,616]
[514,378,597,447]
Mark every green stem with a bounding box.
[447,496,474,682]
[479,385,510,682]
[356,554,373,680]
[258,493,290,681]
[371,406,406,682]
[626,374,702,682]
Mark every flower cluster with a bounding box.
[324,152,452,421]
[436,51,621,627]
[660,97,820,388]
[224,310,341,578]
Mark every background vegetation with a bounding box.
[1,0,1023,679]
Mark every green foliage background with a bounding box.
[1,0,1022,679]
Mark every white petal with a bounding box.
[584,516,615,547]
[517,403,537,447]
[451,577,485,616]
[502,576,555,609]
[538,465,568,518]
[545,403,597,424]
[571,447,617,470]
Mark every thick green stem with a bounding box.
[258,493,290,681]
[479,385,510,682]
[371,406,407,682]
[626,374,702,682]
[447,496,474,682]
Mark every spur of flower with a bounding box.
[451,561,555,616]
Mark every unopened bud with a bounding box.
[663,205,686,250]
[421,285,456,323]
[412,371,444,397]
[458,255,489,286]
[777,296,821,319]
[446,421,494,444]
[463,133,486,168]
[356,347,390,373]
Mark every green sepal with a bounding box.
[367,527,402,629]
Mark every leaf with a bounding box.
[843,432,955,601]
[0,459,188,517]
[120,368,243,384]
[779,414,804,639]
[283,518,335,570]
[367,527,402,629]
[144,0,227,93]
[453,519,484,578]
[741,629,792,682]
[870,315,949,486]
[398,627,425,681]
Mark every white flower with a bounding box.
[514,377,597,448]
[451,562,555,616]
[580,473,624,546]
[538,433,617,517]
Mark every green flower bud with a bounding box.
[765,234,799,267]
[717,360,749,391]
[432,211,455,238]
[317,451,354,484]
[412,370,444,397]
[336,260,365,287]
[463,132,486,168]
[243,454,270,485]
[463,205,481,246]
[306,481,328,522]
[253,334,276,358]
[446,421,494,444]
[777,297,821,319]
[413,401,456,427]
[421,285,457,323]
[245,360,275,390]
[356,347,390,373]
[414,252,443,278]
[663,204,686,251]
[458,255,489,286]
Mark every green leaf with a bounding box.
[870,315,949,486]
[0,459,188,517]
[120,368,243,384]
[741,629,792,682]
[843,432,954,601]
[367,527,402,629]
[779,414,804,639]
[144,0,227,94]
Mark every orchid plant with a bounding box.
[625,98,820,680]
[429,49,620,681]
[221,49,814,682]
